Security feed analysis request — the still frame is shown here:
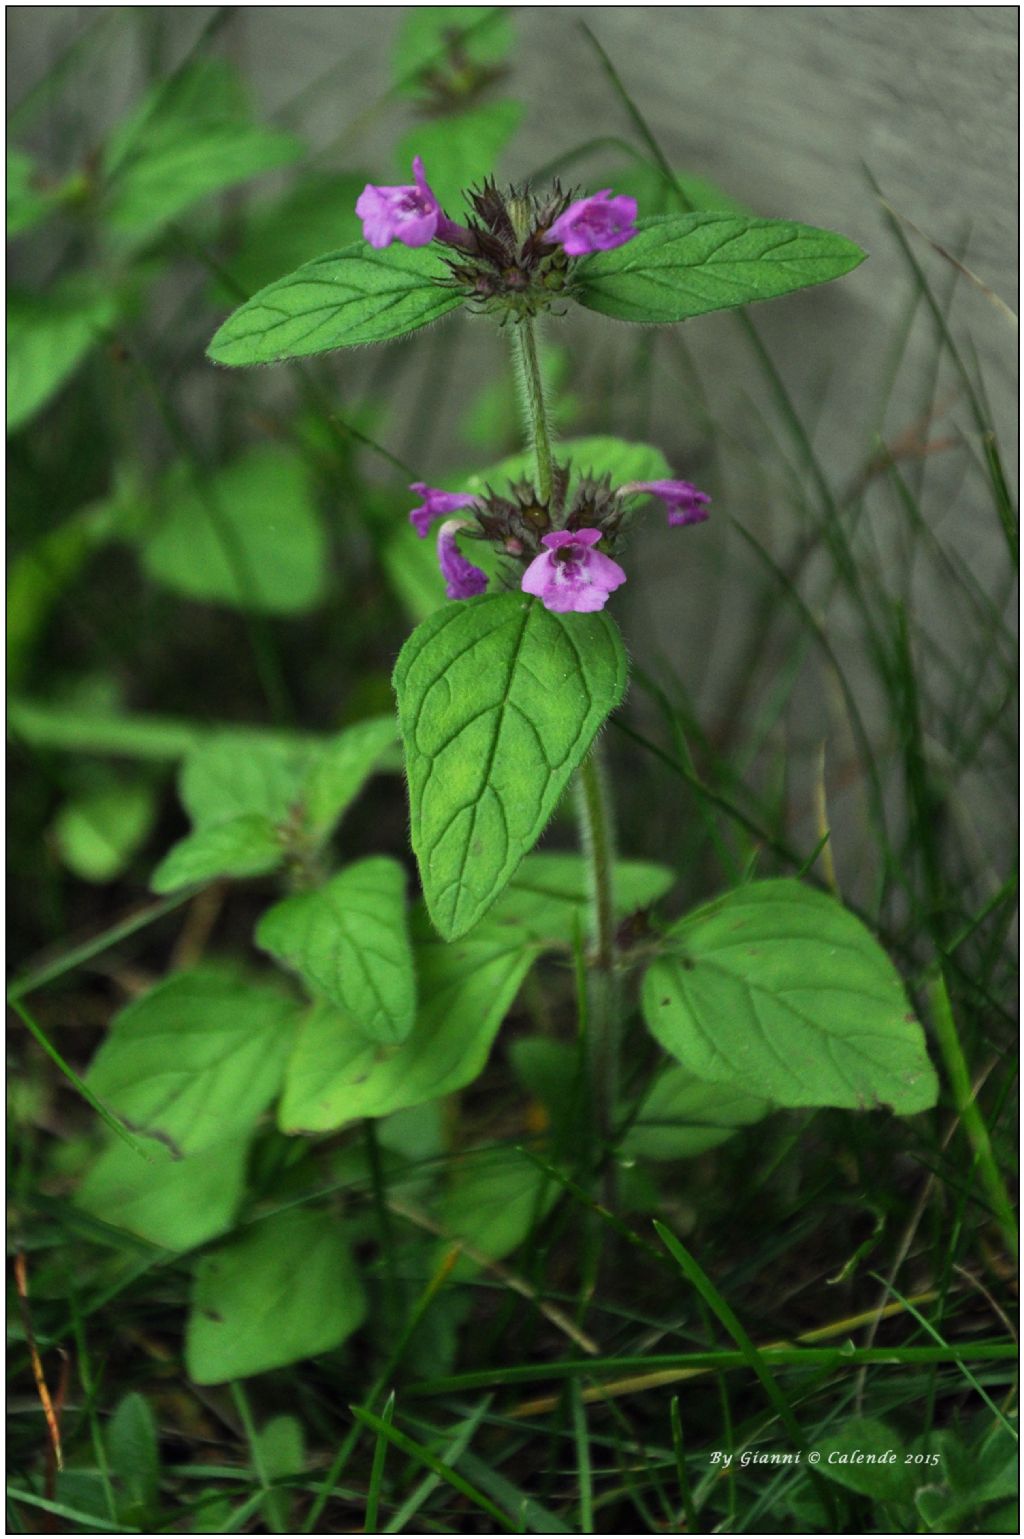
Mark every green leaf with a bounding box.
[77,1132,249,1251]
[574,214,866,325]
[816,1418,915,1504]
[215,172,367,300]
[438,1148,558,1279]
[487,852,674,944]
[463,435,671,498]
[177,733,307,828]
[302,716,399,839]
[150,813,284,893]
[86,965,299,1155]
[8,282,117,434]
[106,1393,159,1527]
[622,1065,771,1160]
[642,880,938,1113]
[394,592,628,939]
[152,719,398,892]
[53,777,158,883]
[279,916,536,1131]
[101,60,302,246]
[208,243,460,366]
[395,101,522,210]
[257,857,417,1045]
[393,6,513,96]
[185,1207,366,1383]
[253,1415,304,1533]
[140,447,328,614]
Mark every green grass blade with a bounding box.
[349,1403,514,1533]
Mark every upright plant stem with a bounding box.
[511,317,554,503]
[510,313,620,1188]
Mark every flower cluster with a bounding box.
[406,468,710,615]
[355,160,638,315]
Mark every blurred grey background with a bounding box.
[9,6,1018,898]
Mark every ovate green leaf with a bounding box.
[280,916,536,1131]
[642,880,938,1113]
[575,214,866,324]
[815,1417,914,1504]
[394,591,628,939]
[178,733,307,827]
[77,1132,249,1251]
[106,1393,160,1527]
[303,716,399,839]
[150,813,283,893]
[488,852,674,944]
[8,282,117,433]
[86,965,299,1155]
[185,1207,366,1383]
[141,447,328,614]
[53,777,158,883]
[257,857,416,1045]
[438,1148,557,1280]
[152,720,399,893]
[208,243,460,365]
[622,1065,770,1160]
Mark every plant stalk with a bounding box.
[510,312,620,1193]
[510,316,554,504]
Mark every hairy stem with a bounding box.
[509,313,620,1198]
[510,316,554,503]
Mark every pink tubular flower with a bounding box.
[408,482,478,538]
[545,190,638,256]
[356,157,444,249]
[437,520,488,600]
[521,529,626,614]
[620,478,711,527]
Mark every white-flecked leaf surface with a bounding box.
[642,880,938,1114]
[393,592,628,939]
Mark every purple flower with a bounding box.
[437,520,488,600]
[408,482,478,539]
[356,157,445,249]
[545,190,638,256]
[620,478,712,527]
[521,529,626,614]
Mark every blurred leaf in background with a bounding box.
[100,59,303,249]
[138,445,329,614]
